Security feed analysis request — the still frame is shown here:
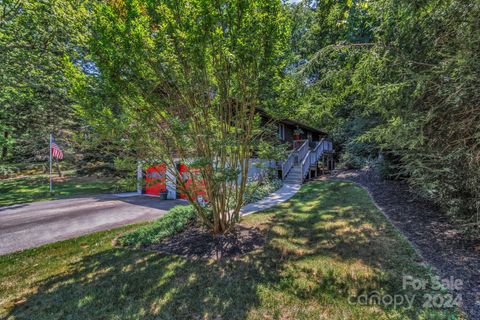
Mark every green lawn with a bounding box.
[0,180,461,319]
[0,174,125,206]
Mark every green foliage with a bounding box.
[338,151,365,170]
[0,162,46,178]
[243,176,283,204]
[70,0,290,233]
[356,0,480,227]
[117,205,197,247]
[0,0,91,161]
[254,122,289,161]
[288,0,480,231]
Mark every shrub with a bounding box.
[76,162,116,176]
[0,162,48,178]
[117,205,196,247]
[375,152,406,180]
[112,177,137,193]
[243,177,283,204]
[0,164,17,178]
[338,151,366,169]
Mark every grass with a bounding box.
[0,180,462,319]
[0,173,124,206]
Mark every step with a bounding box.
[285,176,303,181]
[285,180,302,184]
[287,176,302,180]
[288,171,303,175]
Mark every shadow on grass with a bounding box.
[6,180,458,319]
[7,248,264,319]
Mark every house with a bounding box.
[257,109,334,184]
[256,108,328,146]
[137,110,334,198]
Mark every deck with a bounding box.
[278,139,334,184]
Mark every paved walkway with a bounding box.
[0,195,182,256]
[240,183,301,216]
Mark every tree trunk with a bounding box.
[1,131,8,160]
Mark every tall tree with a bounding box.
[0,0,90,161]
[289,0,480,229]
[70,0,289,233]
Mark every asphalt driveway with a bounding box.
[0,195,183,255]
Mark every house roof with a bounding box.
[256,108,328,136]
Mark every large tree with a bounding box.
[288,0,480,229]
[0,0,89,161]
[70,0,289,233]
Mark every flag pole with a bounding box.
[49,133,53,193]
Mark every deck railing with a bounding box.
[309,141,321,166]
[303,139,335,180]
[296,140,309,164]
[280,150,295,180]
[301,150,311,181]
[279,138,333,181]
[309,139,333,166]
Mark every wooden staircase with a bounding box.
[283,164,303,184]
[280,139,333,184]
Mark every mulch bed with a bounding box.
[148,224,265,260]
[331,169,480,319]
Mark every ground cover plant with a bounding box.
[117,205,197,248]
[0,180,462,319]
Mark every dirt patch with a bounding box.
[148,224,265,260]
[331,169,480,319]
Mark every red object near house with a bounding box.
[177,163,207,201]
[145,164,167,196]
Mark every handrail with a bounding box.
[313,139,322,152]
[321,139,333,152]
[280,139,333,181]
[311,140,321,165]
[307,139,321,166]
[307,138,333,167]
[310,148,318,166]
[301,150,311,181]
[296,140,309,163]
[293,139,307,150]
[318,138,326,152]
[280,150,295,180]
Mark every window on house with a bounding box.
[307,132,312,141]
[278,123,285,140]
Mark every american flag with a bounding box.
[51,139,63,160]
